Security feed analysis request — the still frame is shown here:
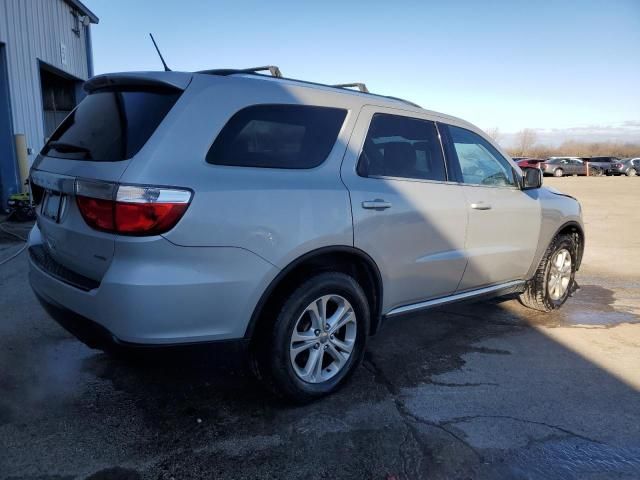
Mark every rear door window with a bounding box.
[206,104,347,169]
[357,113,447,182]
[42,88,181,161]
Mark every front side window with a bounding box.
[206,104,347,169]
[357,113,446,182]
[442,125,516,187]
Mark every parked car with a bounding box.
[610,158,639,176]
[581,156,621,175]
[28,67,584,401]
[514,157,545,169]
[542,157,602,177]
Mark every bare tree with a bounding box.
[515,129,537,156]
[485,127,501,143]
[506,140,640,159]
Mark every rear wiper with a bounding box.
[47,141,90,153]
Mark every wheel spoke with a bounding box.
[290,339,316,356]
[326,302,348,329]
[297,348,322,382]
[291,329,316,343]
[329,309,355,334]
[331,336,354,354]
[326,343,346,369]
[312,349,324,381]
[306,298,327,330]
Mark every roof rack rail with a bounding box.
[332,83,369,93]
[196,67,421,108]
[198,65,283,78]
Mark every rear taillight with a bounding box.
[75,180,192,236]
[613,163,622,168]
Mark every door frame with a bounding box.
[0,42,19,210]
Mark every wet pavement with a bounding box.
[2,198,640,479]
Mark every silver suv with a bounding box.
[28,67,584,401]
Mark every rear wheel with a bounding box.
[627,168,637,177]
[589,167,601,176]
[251,272,369,402]
[519,234,577,312]
[553,168,564,177]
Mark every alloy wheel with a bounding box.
[548,248,572,300]
[289,295,357,383]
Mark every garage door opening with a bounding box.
[39,65,80,141]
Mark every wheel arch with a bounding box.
[554,221,585,270]
[245,246,384,341]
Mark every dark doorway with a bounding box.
[0,43,18,210]
[39,64,78,140]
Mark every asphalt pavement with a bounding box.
[1,178,639,479]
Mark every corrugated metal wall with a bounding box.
[0,0,91,168]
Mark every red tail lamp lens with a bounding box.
[115,202,188,235]
[75,181,191,236]
[76,196,115,231]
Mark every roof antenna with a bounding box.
[149,33,171,71]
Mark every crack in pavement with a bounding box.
[362,352,485,469]
[441,415,604,446]
[428,381,499,388]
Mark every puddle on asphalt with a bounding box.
[540,284,639,328]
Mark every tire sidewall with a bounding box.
[542,237,576,309]
[270,272,370,400]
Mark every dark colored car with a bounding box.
[541,157,602,177]
[514,158,545,169]
[610,158,639,176]
[581,157,621,175]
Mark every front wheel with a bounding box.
[553,168,564,177]
[251,272,370,402]
[627,168,637,177]
[519,234,577,312]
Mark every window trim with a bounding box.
[355,112,450,184]
[205,103,348,170]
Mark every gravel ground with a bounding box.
[0,177,639,479]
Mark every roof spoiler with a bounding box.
[84,73,192,93]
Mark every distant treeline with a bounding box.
[505,140,640,159]
[487,129,640,159]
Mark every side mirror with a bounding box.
[522,167,542,190]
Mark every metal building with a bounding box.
[0,0,98,209]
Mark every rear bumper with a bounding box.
[28,225,279,345]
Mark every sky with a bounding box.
[86,0,640,145]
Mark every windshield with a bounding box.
[42,88,180,161]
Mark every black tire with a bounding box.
[519,234,577,312]
[553,168,564,177]
[251,272,370,403]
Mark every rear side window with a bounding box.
[43,88,181,161]
[206,105,347,169]
[357,113,447,182]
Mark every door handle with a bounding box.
[470,202,492,210]
[362,199,392,210]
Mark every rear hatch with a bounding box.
[30,72,191,284]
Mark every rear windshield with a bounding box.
[206,104,347,169]
[42,88,181,161]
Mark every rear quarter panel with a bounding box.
[120,75,362,268]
